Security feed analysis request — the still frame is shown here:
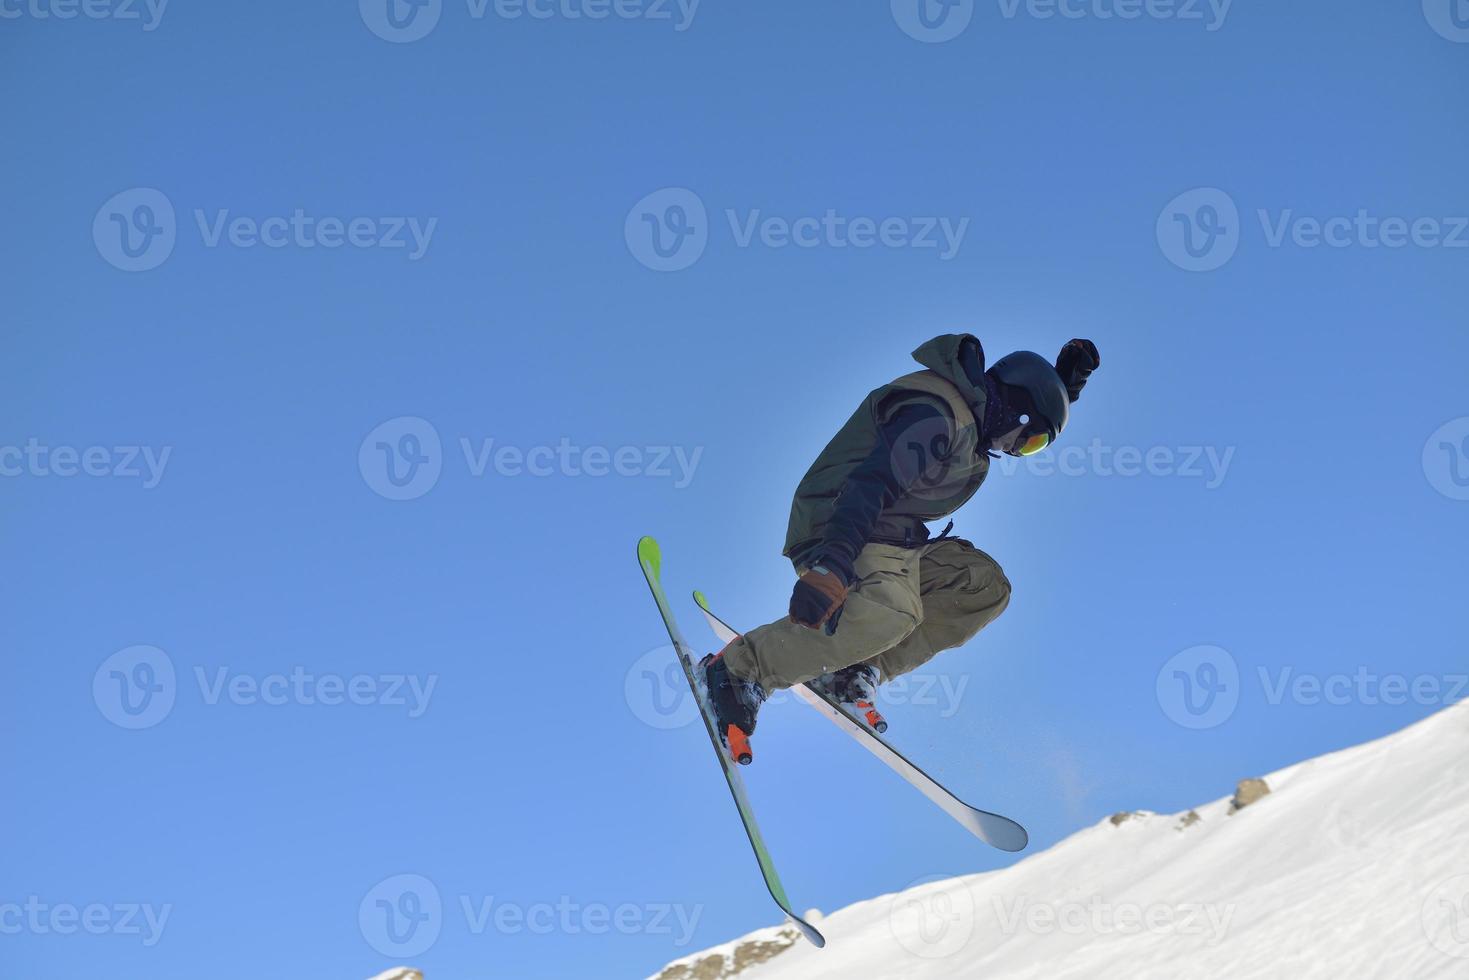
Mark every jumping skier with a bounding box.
[704,333,1100,764]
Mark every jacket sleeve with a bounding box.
[811,399,947,583]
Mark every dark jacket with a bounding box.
[783,334,993,577]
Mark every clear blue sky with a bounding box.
[3,2,1467,978]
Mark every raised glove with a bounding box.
[1055,338,1100,403]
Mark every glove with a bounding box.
[789,564,851,632]
[1055,339,1100,403]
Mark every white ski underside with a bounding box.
[694,593,1028,854]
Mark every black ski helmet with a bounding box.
[988,351,1071,439]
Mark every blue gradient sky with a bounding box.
[3,2,1467,978]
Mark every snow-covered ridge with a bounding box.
[651,701,1469,979]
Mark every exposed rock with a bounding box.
[731,929,800,973]
[653,927,799,980]
[1176,810,1202,831]
[1229,778,1271,814]
[654,954,731,980]
[1109,811,1144,826]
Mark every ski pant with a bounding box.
[720,538,1012,692]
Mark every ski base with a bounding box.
[692,590,1028,854]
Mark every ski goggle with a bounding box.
[996,414,1054,457]
[1013,426,1053,457]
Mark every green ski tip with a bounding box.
[692,590,710,612]
[636,536,662,580]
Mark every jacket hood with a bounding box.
[911,333,989,419]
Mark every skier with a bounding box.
[704,333,1100,764]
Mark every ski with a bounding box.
[636,537,825,949]
[692,590,1029,854]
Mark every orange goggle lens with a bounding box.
[1016,430,1052,456]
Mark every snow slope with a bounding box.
[652,701,1469,979]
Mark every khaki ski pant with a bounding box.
[721,538,1012,692]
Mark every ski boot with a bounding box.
[809,663,887,733]
[701,651,767,766]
